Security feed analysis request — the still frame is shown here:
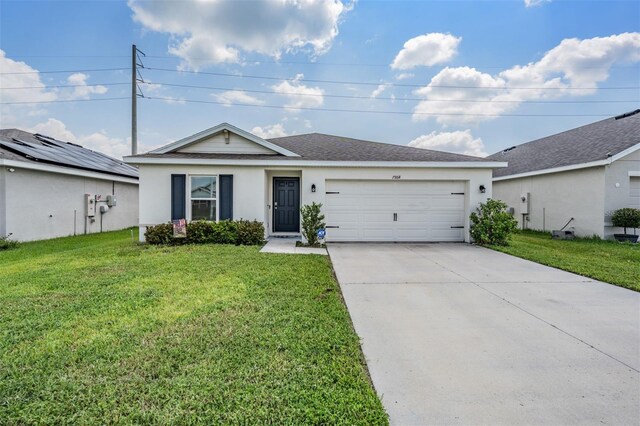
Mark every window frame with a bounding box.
[188,174,219,222]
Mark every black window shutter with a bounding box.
[171,174,186,221]
[219,175,233,220]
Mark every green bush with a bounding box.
[300,202,326,246]
[186,220,215,244]
[146,220,263,246]
[144,223,175,245]
[470,199,518,246]
[0,234,18,251]
[611,208,640,235]
[236,220,265,246]
[212,220,238,244]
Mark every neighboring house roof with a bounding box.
[0,129,138,179]
[129,126,491,164]
[488,110,640,179]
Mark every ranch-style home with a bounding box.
[488,110,640,239]
[124,123,506,243]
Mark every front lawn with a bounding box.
[0,229,387,424]
[492,231,640,292]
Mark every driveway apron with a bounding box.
[328,243,640,425]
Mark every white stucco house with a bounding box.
[124,123,505,243]
[0,129,139,242]
[488,110,640,238]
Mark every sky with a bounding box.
[1,0,638,160]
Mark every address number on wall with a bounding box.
[392,175,401,180]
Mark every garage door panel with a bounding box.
[325,180,466,242]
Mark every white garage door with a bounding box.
[324,180,466,242]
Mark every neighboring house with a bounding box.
[0,129,139,242]
[487,110,640,238]
[124,123,505,243]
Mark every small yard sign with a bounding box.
[172,219,187,238]
[317,228,326,240]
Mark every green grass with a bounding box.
[491,230,640,292]
[0,229,387,425]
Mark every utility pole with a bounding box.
[131,44,137,155]
[131,44,145,155]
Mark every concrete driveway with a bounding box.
[328,243,640,425]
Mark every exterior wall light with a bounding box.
[311,184,316,193]
[479,185,486,193]
[7,168,15,172]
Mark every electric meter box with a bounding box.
[107,195,117,207]
[85,193,96,217]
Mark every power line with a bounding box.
[143,95,618,117]
[143,67,640,90]
[139,81,638,104]
[0,68,129,75]
[0,80,636,104]
[0,83,129,90]
[0,97,129,105]
[10,53,638,70]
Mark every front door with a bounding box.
[273,177,300,233]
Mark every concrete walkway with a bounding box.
[260,237,327,255]
[328,243,640,426]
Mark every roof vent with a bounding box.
[614,109,640,120]
[502,146,517,154]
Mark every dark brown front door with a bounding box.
[273,177,300,233]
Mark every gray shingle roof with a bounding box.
[0,129,139,178]
[132,132,488,162]
[487,110,640,178]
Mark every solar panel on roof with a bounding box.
[0,135,138,178]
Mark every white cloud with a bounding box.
[28,118,133,160]
[524,0,550,7]
[408,130,487,157]
[370,84,388,98]
[395,72,414,80]
[213,90,265,106]
[413,32,640,124]
[391,33,461,70]
[272,74,324,110]
[65,73,108,100]
[251,123,288,139]
[30,118,77,142]
[129,0,352,69]
[0,50,57,103]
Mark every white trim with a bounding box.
[629,171,640,177]
[149,123,300,157]
[493,160,608,181]
[609,143,640,162]
[0,159,139,184]
[123,156,506,169]
[494,142,640,182]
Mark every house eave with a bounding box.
[0,159,139,184]
[123,156,507,169]
[493,160,608,182]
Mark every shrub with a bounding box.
[300,202,326,246]
[236,220,265,245]
[186,220,215,244]
[611,208,640,235]
[0,234,18,251]
[144,223,174,245]
[212,220,238,244]
[470,199,518,246]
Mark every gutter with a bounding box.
[123,156,507,169]
[0,159,139,184]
